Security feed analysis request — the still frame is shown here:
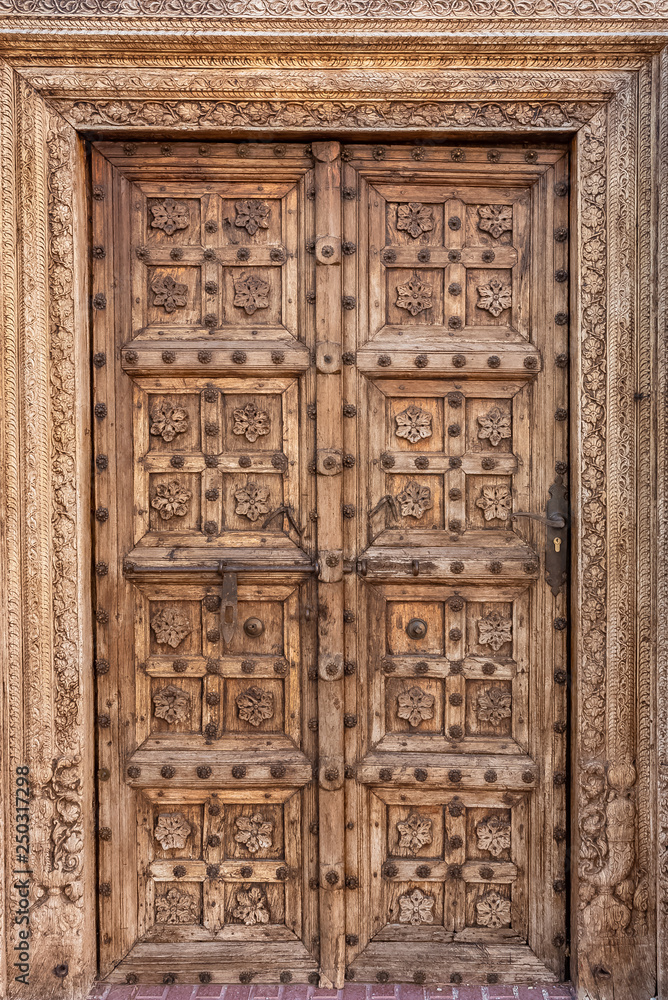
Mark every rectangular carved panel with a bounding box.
[93,143,319,985]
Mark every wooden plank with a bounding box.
[313,140,345,988]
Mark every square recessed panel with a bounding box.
[364,183,529,345]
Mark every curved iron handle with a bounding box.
[262,505,304,535]
[511,511,567,530]
[368,494,398,521]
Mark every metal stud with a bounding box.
[406,618,428,640]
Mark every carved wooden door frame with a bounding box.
[0,14,666,1000]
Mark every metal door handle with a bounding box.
[510,474,569,597]
[511,511,567,530]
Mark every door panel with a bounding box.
[93,140,568,988]
[92,143,320,986]
[343,145,568,986]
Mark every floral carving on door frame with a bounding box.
[149,401,189,442]
[477,407,512,447]
[395,273,434,316]
[233,402,271,443]
[476,815,511,858]
[476,485,513,521]
[232,886,270,925]
[396,685,435,728]
[154,812,192,851]
[152,684,191,724]
[396,202,434,240]
[234,482,271,522]
[477,279,512,317]
[233,271,270,315]
[235,199,270,236]
[154,887,198,924]
[395,404,433,444]
[396,480,433,519]
[150,273,188,313]
[150,607,192,648]
[396,812,433,853]
[476,686,512,724]
[234,813,274,854]
[477,205,513,240]
[150,480,192,520]
[150,198,190,236]
[477,611,513,652]
[236,686,275,727]
[476,890,512,928]
[398,887,435,925]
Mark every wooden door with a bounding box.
[92,139,569,989]
[342,144,569,987]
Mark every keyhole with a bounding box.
[554,537,562,552]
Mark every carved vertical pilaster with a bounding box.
[657,44,668,1000]
[573,81,655,1000]
[0,74,95,1000]
[0,58,21,1000]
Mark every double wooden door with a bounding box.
[92,139,569,987]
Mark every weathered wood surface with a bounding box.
[0,30,659,999]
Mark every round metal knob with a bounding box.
[243,617,265,637]
[406,618,428,640]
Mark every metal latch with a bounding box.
[511,474,569,596]
[217,561,318,642]
[122,559,317,643]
